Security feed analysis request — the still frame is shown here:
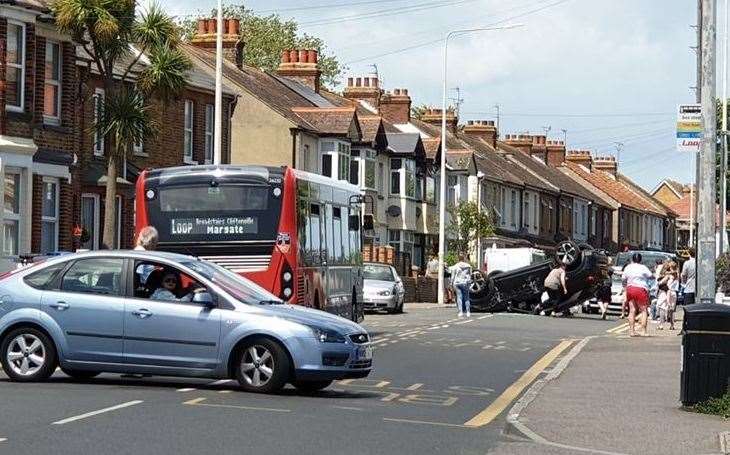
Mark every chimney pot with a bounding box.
[394,88,401,95]
[289,49,298,62]
[281,50,290,63]
[403,89,408,96]
[299,49,308,63]
[209,18,218,34]
[223,18,230,34]
[372,77,378,87]
[197,19,207,35]
[308,49,318,64]
[355,77,362,87]
[363,78,370,87]
[347,77,353,86]
[468,120,474,125]
[228,18,240,35]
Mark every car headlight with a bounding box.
[377,289,392,296]
[308,326,346,343]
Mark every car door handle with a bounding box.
[49,301,69,310]
[132,309,153,319]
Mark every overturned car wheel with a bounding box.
[556,240,581,267]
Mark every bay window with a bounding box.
[388,229,400,251]
[426,176,436,204]
[378,162,385,194]
[349,150,359,186]
[349,149,376,189]
[3,172,21,255]
[184,100,194,163]
[44,41,61,123]
[6,21,25,112]
[41,178,59,254]
[390,158,416,198]
[319,140,351,182]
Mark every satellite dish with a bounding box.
[387,205,402,217]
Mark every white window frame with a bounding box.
[387,229,401,251]
[377,162,385,194]
[80,193,100,250]
[93,88,105,156]
[184,99,195,164]
[43,40,61,124]
[532,193,539,231]
[353,149,376,190]
[3,170,23,256]
[510,190,517,227]
[40,177,60,254]
[6,20,25,113]
[204,104,214,164]
[523,191,531,228]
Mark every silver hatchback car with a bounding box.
[0,251,372,393]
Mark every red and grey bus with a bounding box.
[135,165,366,321]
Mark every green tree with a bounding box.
[179,5,344,87]
[447,200,495,257]
[54,0,190,248]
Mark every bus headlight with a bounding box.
[283,271,292,282]
[283,287,292,298]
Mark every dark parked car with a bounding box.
[469,241,609,313]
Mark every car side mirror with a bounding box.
[192,291,215,307]
[349,214,361,231]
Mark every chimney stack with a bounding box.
[546,140,566,167]
[504,134,533,154]
[190,18,244,69]
[565,150,593,169]
[421,108,457,133]
[277,49,322,93]
[592,155,618,177]
[379,88,412,124]
[343,76,381,108]
[462,120,497,147]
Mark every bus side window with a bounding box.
[325,204,335,263]
[341,209,351,263]
[348,207,359,264]
[298,201,309,264]
[333,207,343,263]
[309,204,321,264]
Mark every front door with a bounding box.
[41,257,126,363]
[123,260,221,369]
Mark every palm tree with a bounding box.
[54,0,190,248]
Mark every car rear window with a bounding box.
[23,262,66,289]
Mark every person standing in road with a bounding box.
[450,254,473,318]
[541,259,568,316]
[681,248,696,305]
[623,252,654,337]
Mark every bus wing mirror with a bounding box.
[349,214,361,231]
[362,214,374,231]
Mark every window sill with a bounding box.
[6,110,30,121]
[41,123,70,134]
[133,152,148,158]
[184,159,198,165]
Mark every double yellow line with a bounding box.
[606,322,629,334]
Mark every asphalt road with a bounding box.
[0,305,621,455]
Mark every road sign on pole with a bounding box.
[677,104,702,152]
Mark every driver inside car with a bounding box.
[150,270,205,302]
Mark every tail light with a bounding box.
[280,262,294,301]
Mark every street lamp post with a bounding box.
[437,25,523,305]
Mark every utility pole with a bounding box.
[720,0,728,255]
[698,0,717,303]
[213,0,223,165]
[450,87,464,118]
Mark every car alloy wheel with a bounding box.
[240,345,274,388]
[7,333,46,377]
[556,241,580,267]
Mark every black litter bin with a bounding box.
[680,303,730,406]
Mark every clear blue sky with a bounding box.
[160,0,709,192]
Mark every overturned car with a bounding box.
[469,241,609,313]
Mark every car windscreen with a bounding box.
[363,264,395,281]
[614,252,671,271]
[147,183,283,243]
[182,259,281,305]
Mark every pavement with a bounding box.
[491,309,730,455]
[0,303,615,455]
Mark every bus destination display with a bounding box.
[170,217,258,236]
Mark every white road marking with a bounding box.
[52,400,143,425]
[478,315,492,320]
[441,324,449,328]
[371,338,390,345]
[426,326,440,330]
[0,438,6,443]
[333,405,364,411]
[176,388,197,392]
[218,390,233,394]
[455,319,475,325]
[208,379,233,386]
[406,383,424,391]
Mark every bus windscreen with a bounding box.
[159,186,268,212]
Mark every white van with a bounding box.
[483,245,547,276]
